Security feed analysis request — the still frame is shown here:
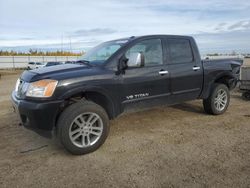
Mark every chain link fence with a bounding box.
[0,56,81,69]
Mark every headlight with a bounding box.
[26,79,58,98]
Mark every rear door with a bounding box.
[165,38,203,100]
[121,38,171,109]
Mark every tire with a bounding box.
[203,83,230,115]
[57,100,109,155]
[242,92,250,100]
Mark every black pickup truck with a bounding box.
[12,35,241,155]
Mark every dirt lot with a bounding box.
[0,73,250,188]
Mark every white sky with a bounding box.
[0,0,250,54]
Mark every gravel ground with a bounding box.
[0,74,250,188]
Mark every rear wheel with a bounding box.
[203,84,230,115]
[57,100,109,155]
[242,91,250,100]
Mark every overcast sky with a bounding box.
[0,0,250,54]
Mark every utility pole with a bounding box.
[61,34,64,52]
[69,36,72,53]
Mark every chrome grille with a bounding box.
[16,79,29,98]
[17,79,23,97]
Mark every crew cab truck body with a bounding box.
[12,35,241,155]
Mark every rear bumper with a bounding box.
[11,91,63,138]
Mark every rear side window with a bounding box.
[168,39,193,64]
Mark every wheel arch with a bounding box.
[201,72,237,99]
[58,86,116,120]
[214,72,236,89]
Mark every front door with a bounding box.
[120,38,171,110]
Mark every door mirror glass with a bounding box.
[127,52,144,67]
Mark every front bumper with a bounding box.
[11,91,63,138]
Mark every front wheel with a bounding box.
[203,84,230,115]
[57,100,109,155]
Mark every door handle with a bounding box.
[159,70,169,75]
[193,66,200,71]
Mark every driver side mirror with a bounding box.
[127,52,145,67]
[116,52,145,75]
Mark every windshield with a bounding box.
[79,40,128,65]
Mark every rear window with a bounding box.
[168,39,193,64]
[28,62,35,65]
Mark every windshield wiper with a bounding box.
[76,60,93,66]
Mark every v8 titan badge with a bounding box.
[126,93,149,100]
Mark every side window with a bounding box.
[93,45,121,61]
[168,39,193,64]
[125,39,163,66]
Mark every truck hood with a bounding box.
[20,64,102,82]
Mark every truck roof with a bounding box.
[107,35,194,43]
